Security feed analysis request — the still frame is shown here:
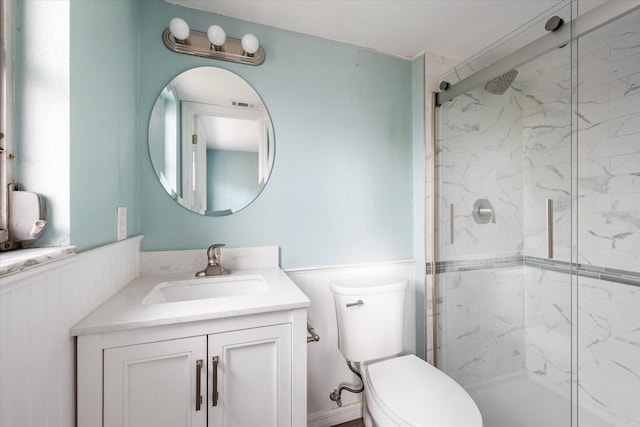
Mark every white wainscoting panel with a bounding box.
[285,260,416,426]
[0,236,142,427]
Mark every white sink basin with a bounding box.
[142,275,268,304]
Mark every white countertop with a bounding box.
[71,267,310,336]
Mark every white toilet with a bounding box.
[331,276,483,427]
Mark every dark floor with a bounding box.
[332,419,365,427]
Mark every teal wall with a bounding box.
[13,0,140,251]
[12,0,425,357]
[12,0,417,268]
[69,0,140,251]
[139,1,414,269]
[207,150,259,213]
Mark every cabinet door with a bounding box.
[104,336,207,427]
[208,324,291,427]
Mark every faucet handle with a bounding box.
[207,243,226,264]
[196,244,230,277]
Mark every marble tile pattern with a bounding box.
[578,276,640,426]
[574,12,640,425]
[436,262,640,426]
[523,268,572,394]
[575,12,640,274]
[521,10,640,270]
[519,45,574,263]
[436,267,525,386]
[437,83,525,261]
[433,8,640,426]
[0,245,77,277]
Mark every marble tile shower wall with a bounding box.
[523,268,572,392]
[576,22,640,273]
[516,45,576,405]
[437,268,525,386]
[437,85,524,261]
[522,14,640,425]
[436,61,527,387]
[578,276,640,426]
[520,47,574,262]
[574,13,640,426]
[435,9,640,425]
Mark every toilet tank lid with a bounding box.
[330,276,407,296]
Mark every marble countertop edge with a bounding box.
[0,246,77,278]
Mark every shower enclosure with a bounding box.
[433,2,640,426]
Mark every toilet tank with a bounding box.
[330,276,408,363]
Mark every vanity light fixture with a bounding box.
[241,33,260,56]
[164,18,265,65]
[207,25,226,51]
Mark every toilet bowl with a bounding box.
[362,355,482,426]
[331,276,482,427]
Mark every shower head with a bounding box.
[484,69,519,95]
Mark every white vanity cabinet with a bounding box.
[73,252,310,427]
[103,336,207,427]
[101,323,291,427]
[208,324,291,427]
[76,308,307,427]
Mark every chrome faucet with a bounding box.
[195,244,232,277]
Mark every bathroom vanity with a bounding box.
[72,247,309,427]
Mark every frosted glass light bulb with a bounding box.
[207,25,226,47]
[241,33,260,55]
[169,17,190,40]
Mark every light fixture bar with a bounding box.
[163,28,265,66]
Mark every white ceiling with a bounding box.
[170,67,266,152]
[200,116,261,153]
[167,0,579,60]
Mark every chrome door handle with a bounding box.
[546,199,554,259]
[450,203,455,244]
[346,300,364,308]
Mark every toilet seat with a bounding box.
[363,355,482,427]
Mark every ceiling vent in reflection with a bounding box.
[231,100,260,109]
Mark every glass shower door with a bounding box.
[574,7,640,427]
[434,7,575,426]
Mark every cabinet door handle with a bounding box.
[195,359,203,411]
[212,356,219,407]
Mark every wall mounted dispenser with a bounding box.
[3,188,47,249]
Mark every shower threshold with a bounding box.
[465,371,617,427]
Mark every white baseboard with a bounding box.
[307,402,362,427]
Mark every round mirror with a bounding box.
[148,67,275,216]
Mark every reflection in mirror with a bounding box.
[148,67,274,216]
